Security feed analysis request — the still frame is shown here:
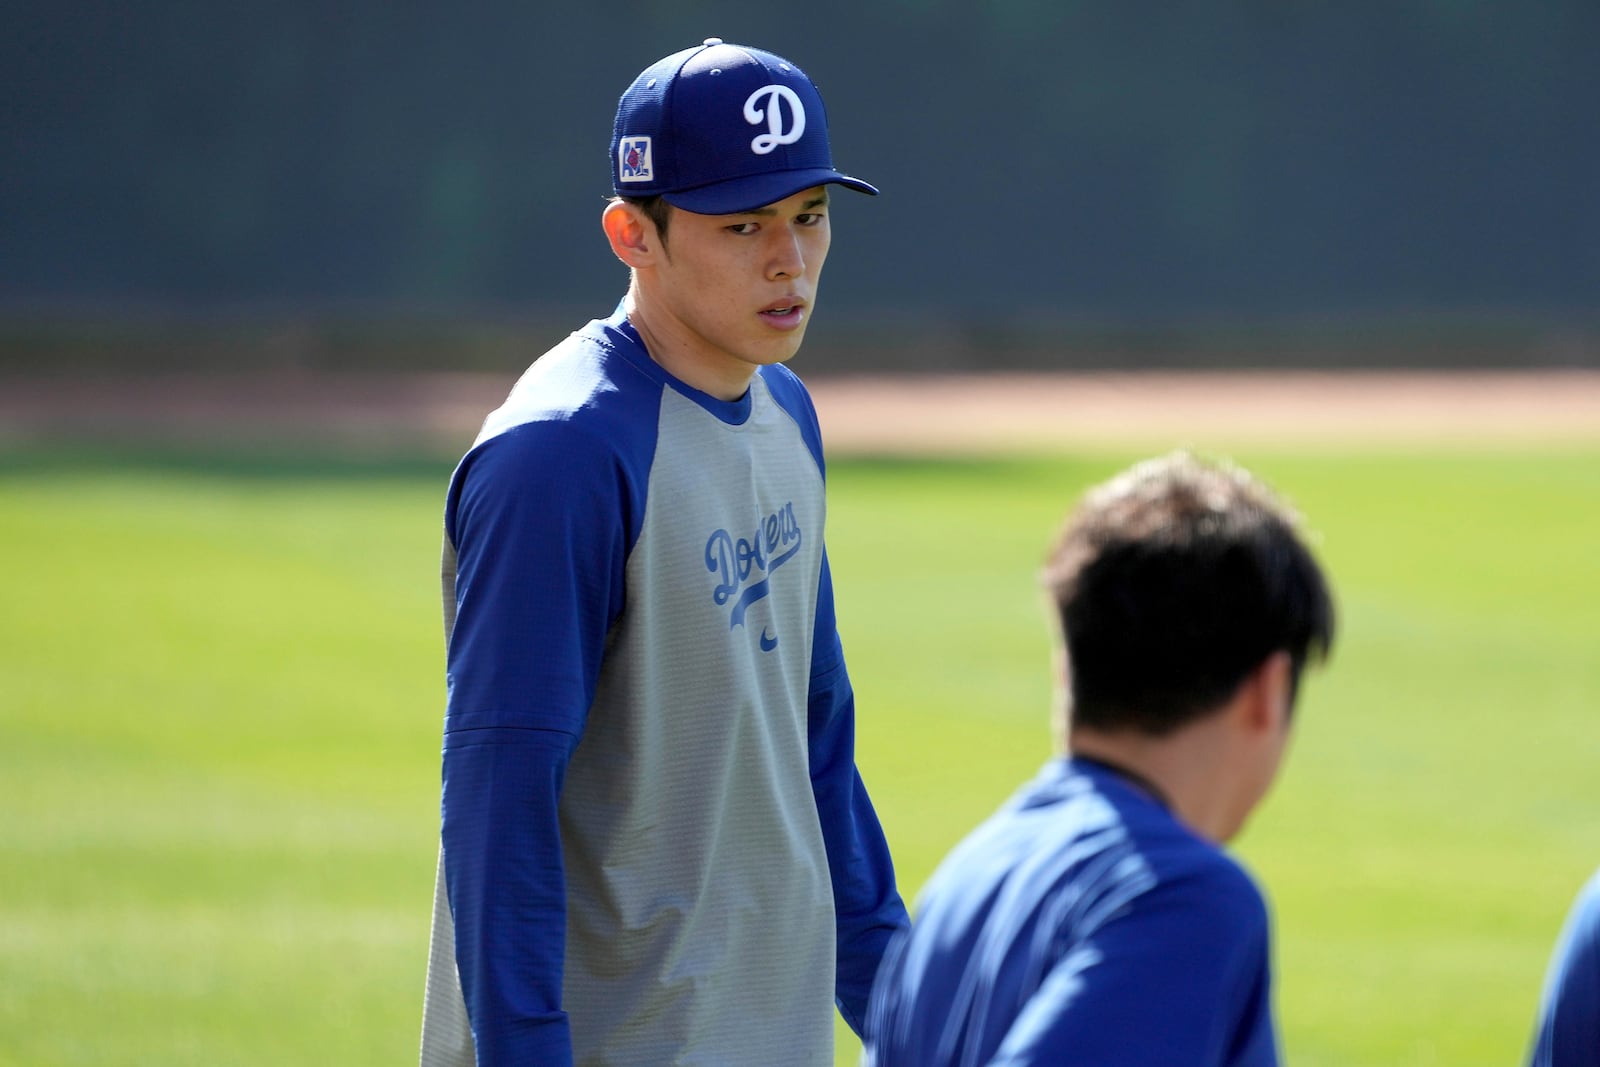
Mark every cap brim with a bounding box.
[663,168,878,215]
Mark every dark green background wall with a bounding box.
[5,2,1596,369]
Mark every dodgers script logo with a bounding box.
[705,502,803,633]
[618,136,653,182]
[743,84,806,155]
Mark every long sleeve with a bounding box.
[806,549,910,1034]
[439,423,631,1065]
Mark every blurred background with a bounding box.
[4,0,1598,375]
[4,5,1599,1067]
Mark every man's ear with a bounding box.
[1243,651,1293,735]
[602,200,659,268]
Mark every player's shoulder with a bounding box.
[757,361,819,418]
[1077,777,1266,929]
[447,316,664,521]
[1144,830,1269,933]
[476,316,664,450]
[757,358,809,393]
[756,362,826,470]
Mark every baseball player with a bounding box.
[417,39,908,1066]
[861,452,1337,1067]
[1528,866,1600,1066]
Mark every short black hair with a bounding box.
[615,194,673,247]
[1043,452,1335,736]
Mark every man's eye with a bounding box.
[796,213,824,226]
[727,222,759,235]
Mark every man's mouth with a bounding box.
[759,300,807,327]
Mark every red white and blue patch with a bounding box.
[618,137,653,183]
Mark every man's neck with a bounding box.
[1068,725,1235,843]
[625,290,755,402]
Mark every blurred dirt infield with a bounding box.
[2,369,1598,456]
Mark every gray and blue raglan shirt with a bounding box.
[419,306,908,1066]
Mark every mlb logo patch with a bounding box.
[618,137,653,183]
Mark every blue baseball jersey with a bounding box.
[862,757,1278,1067]
[1529,868,1600,1067]
[419,306,907,1066]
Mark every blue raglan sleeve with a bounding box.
[441,422,632,1066]
[989,864,1278,1067]
[807,548,911,1035]
[1529,869,1600,1067]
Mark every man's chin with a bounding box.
[746,335,807,368]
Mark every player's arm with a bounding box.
[440,425,629,1065]
[806,548,911,1035]
[989,867,1278,1067]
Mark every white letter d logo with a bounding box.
[743,84,806,155]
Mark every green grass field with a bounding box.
[2,444,1596,1066]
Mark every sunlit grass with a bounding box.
[1,447,1595,1065]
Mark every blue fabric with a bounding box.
[809,651,900,1031]
[441,727,577,1060]
[863,757,1278,1067]
[1529,868,1600,1067]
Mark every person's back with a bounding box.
[869,757,1273,1066]
[863,452,1336,1067]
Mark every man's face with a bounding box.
[647,186,832,383]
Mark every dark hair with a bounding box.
[1042,452,1335,736]
[616,194,673,247]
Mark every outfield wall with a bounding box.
[4,3,1598,374]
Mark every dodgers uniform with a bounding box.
[419,306,907,1065]
[1529,868,1600,1067]
[863,757,1279,1067]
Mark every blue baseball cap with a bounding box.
[611,38,878,215]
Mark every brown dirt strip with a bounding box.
[806,369,1600,453]
[1,369,1597,456]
